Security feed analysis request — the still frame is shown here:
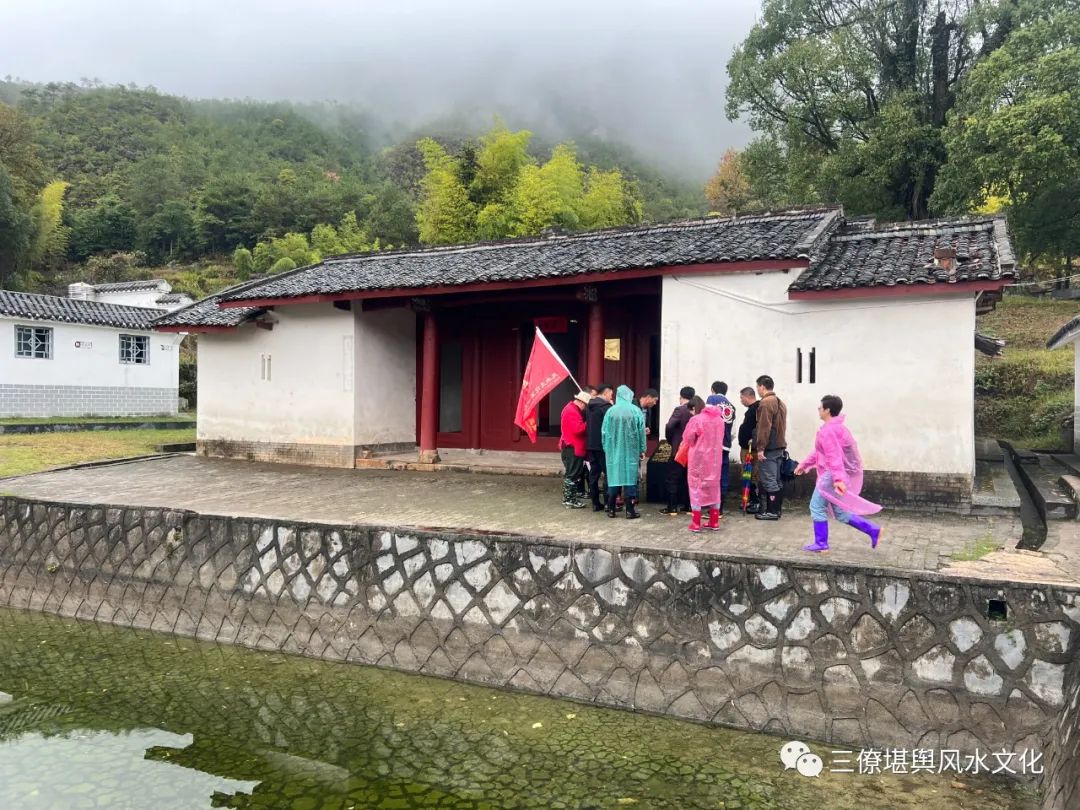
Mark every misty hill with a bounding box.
[0,80,707,293]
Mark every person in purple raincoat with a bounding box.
[681,396,727,533]
[794,394,883,553]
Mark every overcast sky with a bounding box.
[0,0,761,179]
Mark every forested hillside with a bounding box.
[0,80,706,295]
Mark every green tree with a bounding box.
[269,256,297,274]
[540,144,583,230]
[232,246,254,280]
[335,211,370,253]
[0,166,33,288]
[139,199,196,263]
[252,231,318,273]
[725,0,1040,219]
[68,195,138,260]
[471,123,533,201]
[509,164,560,236]
[196,176,257,253]
[29,180,69,274]
[934,8,1080,267]
[579,168,643,229]
[416,138,475,245]
[361,181,416,246]
[703,149,754,214]
[310,222,345,257]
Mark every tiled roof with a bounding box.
[155,293,187,304]
[92,279,169,292]
[152,277,267,329]
[156,211,1020,329]
[789,216,1017,292]
[1048,316,1080,350]
[217,209,841,305]
[0,290,162,330]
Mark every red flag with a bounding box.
[514,328,573,442]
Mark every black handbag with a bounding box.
[780,450,799,481]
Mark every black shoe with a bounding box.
[626,499,640,520]
[593,502,605,512]
[755,511,779,521]
[774,490,784,517]
[658,506,679,516]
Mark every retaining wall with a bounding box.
[1,496,1078,805]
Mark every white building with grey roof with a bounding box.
[155,209,1018,510]
[1,280,189,418]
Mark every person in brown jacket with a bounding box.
[753,374,788,520]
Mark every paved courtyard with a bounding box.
[4,454,1080,585]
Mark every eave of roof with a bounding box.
[787,215,1017,297]
[1048,315,1080,349]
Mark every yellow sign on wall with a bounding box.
[604,338,621,361]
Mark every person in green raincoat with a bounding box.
[601,384,646,519]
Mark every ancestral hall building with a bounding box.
[155,208,1017,510]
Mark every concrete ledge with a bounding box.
[0,420,192,435]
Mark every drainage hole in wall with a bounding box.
[987,598,1008,622]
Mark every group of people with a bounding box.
[558,374,884,552]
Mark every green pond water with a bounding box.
[0,607,1038,810]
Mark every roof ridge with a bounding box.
[316,207,841,266]
[0,288,163,313]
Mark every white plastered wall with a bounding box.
[661,271,976,476]
[197,303,419,452]
[197,304,357,446]
[1,318,181,390]
[353,307,417,446]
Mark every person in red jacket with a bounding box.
[559,391,592,508]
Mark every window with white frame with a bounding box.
[119,333,150,365]
[15,325,52,359]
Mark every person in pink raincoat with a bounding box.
[681,396,727,533]
[795,394,882,552]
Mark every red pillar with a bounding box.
[586,301,604,386]
[419,312,440,464]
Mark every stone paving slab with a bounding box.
[1,455,1056,584]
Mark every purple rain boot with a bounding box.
[848,515,882,548]
[802,521,830,553]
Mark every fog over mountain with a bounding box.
[0,0,759,180]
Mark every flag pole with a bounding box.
[534,327,585,392]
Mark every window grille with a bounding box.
[15,325,52,359]
[119,334,149,364]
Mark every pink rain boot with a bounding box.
[688,510,702,533]
[802,521,829,553]
[848,515,882,548]
[706,508,721,531]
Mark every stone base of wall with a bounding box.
[0,495,1073,788]
[0,384,178,418]
[197,439,356,468]
[783,470,973,513]
[355,441,417,460]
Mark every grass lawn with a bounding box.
[0,414,194,426]
[0,428,196,478]
[976,296,1078,451]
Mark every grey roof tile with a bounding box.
[218,209,840,304]
[0,290,162,330]
[91,279,169,292]
[789,216,1017,292]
